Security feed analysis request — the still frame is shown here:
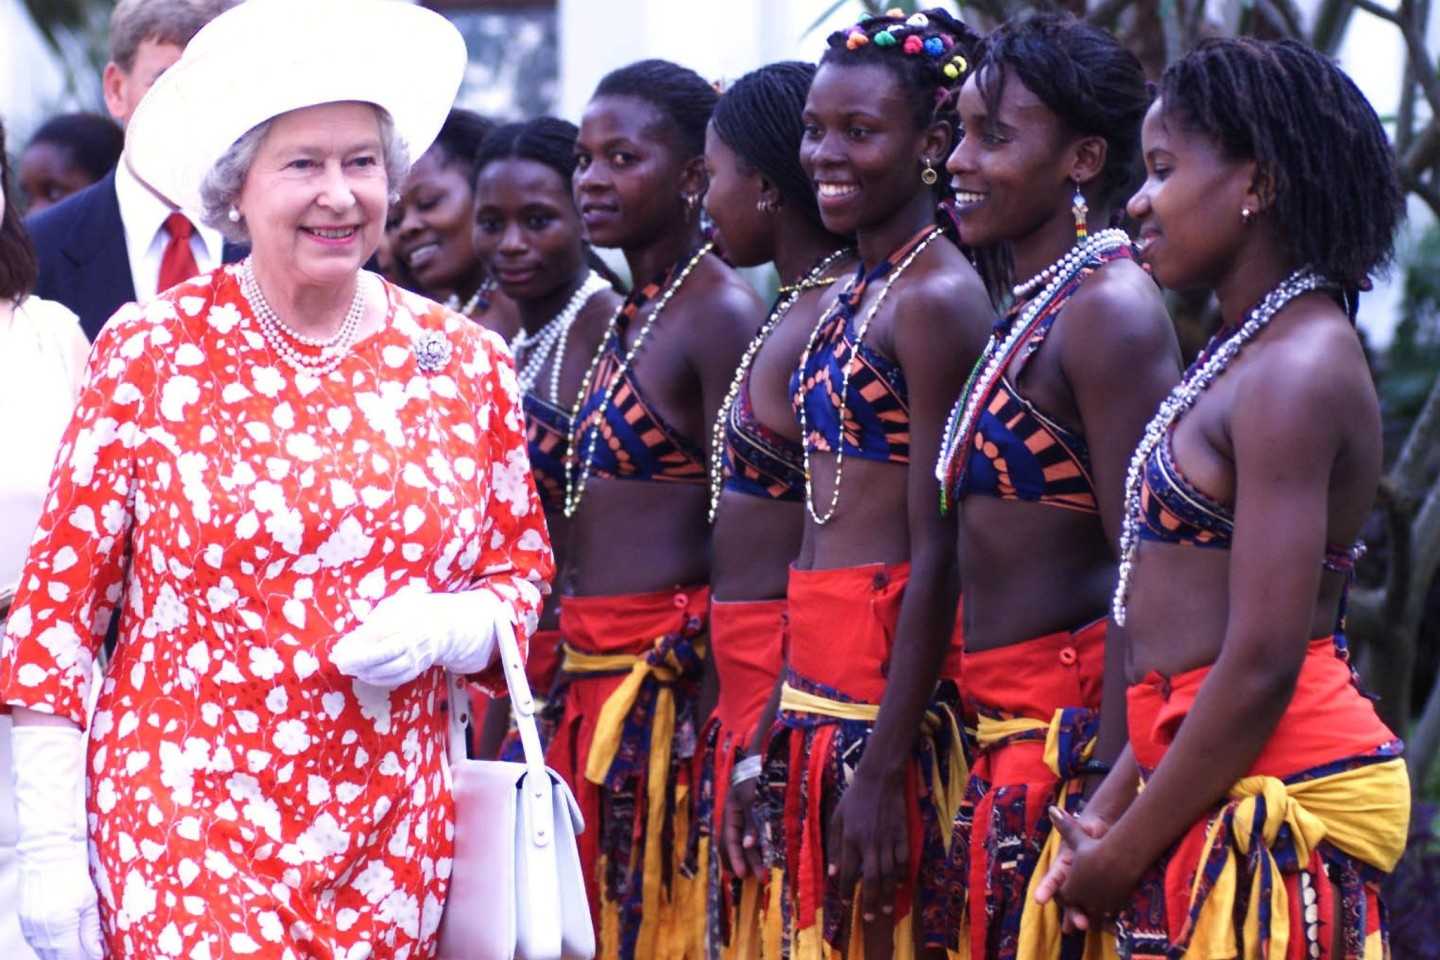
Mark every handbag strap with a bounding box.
[447,619,557,847]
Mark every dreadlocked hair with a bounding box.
[974,13,1147,211]
[594,59,718,159]
[1160,38,1402,297]
[713,61,843,241]
[431,108,497,181]
[823,8,981,134]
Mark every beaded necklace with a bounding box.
[707,248,852,523]
[1110,268,1329,625]
[563,243,713,518]
[240,257,365,376]
[513,270,611,404]
[446,277,494,318]
[935,228,1132,512]
[798,227,942,526]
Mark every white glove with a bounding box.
[12,725,103,960]
[329,588,508,688]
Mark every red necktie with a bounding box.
[158,212,199,293]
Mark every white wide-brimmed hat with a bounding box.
[124,0,467,215]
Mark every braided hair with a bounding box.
[822,8,982,134]
[475,115,579,183]
[593,59,718,159]
[1159,38,1402,298]
[429,108,496,180]
[712,61,835,237]
[973,13,1148,211]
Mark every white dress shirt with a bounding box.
[115,161,226,302]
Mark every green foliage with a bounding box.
[1381,222,1440,431]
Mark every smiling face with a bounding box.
[799,61,937,238]
[473,157,589,304]
[236,101,388,293]
[1127,98,1256,291]
[391,145,479,297]
[702,122,769,267]
[573,94,696,252]
[945,66,1079,250]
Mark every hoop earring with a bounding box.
[1072,179,1089,242]
[756,197,779,213]
[227,206,241,223]
[920,158,938,187]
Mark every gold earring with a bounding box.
[920,158,938,187]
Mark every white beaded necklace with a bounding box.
[240,257,365,376]
[1110,268,1329,625]
[799,229,942,526]
[707,249,851,524]
[513,271,610,405]
[563,243,712,519]
[936,228,1131,509]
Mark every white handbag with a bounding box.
[437,620,595,960]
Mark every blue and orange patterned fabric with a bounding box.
[790,230,937,467]
[722,369,805,501]
[950,247,1140,514]
[1139,428,1362,574]
[525,392,572,512]
[572,252,708,486]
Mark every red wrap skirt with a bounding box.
[545,586,710,960]
[758,562,966,959]
[951,619,1108,960]
[1119,637,1407,960]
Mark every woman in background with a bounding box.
[547,58,760,960]
[937,15,1179,959]
[1042,38,1409,960]
[757,11,992,958]
[470,116,620,756]
[390,107,521,338]
[696,60,853,959]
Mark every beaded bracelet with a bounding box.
[1077,759,1111,777]
[730,754,763,787]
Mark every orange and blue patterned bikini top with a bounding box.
[790,233,937,466]
[1138,427,1361,574]
[722,366,804,501]
[950,251,1140,514]
[574,329,707,484]
[524,392,571,511]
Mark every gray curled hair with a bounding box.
[199,105,410,244]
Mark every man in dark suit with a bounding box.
[26,0,240,341]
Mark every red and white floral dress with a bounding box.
[0,266,553,960]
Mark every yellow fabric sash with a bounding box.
[779,681,968,855]
[971,712,1115,960]
[567,637,703,960]
[1180,757,1409,960]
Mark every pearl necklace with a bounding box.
[936,228,1131,510]
[707,249,852,523]
[799,229,942,526]
[563,244,712,519]
[513,271,611,405]
[240,257,364,376]
[1110,268,1329,625]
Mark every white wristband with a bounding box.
[730,754,763,787]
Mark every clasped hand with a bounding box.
[1033,806,1137,932]
[329,587,507,688]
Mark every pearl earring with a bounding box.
[227,206,241,223]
